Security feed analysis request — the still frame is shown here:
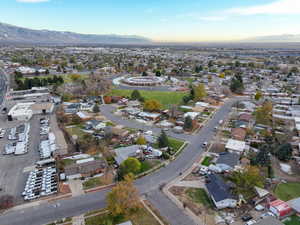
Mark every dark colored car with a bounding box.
[241,214,253,222]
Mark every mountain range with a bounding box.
[243,34,300,42]
[0,22,151,45]
[1,22,300,45]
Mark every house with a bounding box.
[205,174,237,209]
[269,199,294,218]
[225,139,247,154]
[64,160,106,179]
[85,120,106,130]
[239,113,252,123]
[114,145,141,165]
[138,112,161,121]
[288,197,300,215]
[254,217,284,225]
[216,152,240,171]
[64,103,80,114]
[231,128,246,140]
[184,112,200,120]
[195,101,209,108]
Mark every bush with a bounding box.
[0,195,14,210]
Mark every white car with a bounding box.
[260,212,275,219]
[245,220,256,225]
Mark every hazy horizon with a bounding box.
[1,0,300,42]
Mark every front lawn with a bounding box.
[201,156,213,166]
[85,207,161,225]
[139,160,161,174]
[284,215,300,225]
[108,89,187,108]
[275,182,300,201]
[185,188,213,208]
[152,137,185,155]
[168,137,185,152]
[82,177,103,190]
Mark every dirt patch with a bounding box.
[272,157,300,182]
[169,186,216,225]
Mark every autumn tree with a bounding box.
[143,99,162,112]
[254,91,263,101]
[136,135,147,145]
[229,166,265,199]
[255,101,273,125]
[119,157,141,178]
[194,83,207,101]
[106,174,141,217]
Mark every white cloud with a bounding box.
[16,0,49,3]
[227,0,300,15]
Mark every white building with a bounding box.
[8,102,54,121]
[225,139,246,154]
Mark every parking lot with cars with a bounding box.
[0,115,42,203]
[22,166,58,201]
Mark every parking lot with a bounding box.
[0,114,41,204]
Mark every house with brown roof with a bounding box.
[238,113,252,123]
[231,128,246,140]
[64,160,106,179]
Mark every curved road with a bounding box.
[0,96,243,225]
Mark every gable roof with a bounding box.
[205,174,235,202]
[216,152,240,168]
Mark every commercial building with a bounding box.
[8,102,54,121]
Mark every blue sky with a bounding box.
[1,0,300,41]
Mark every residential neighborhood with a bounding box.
[0,43,300,225]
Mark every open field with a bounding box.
[275,182,300,201]
[108,89,187,108]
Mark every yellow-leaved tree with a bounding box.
[106,174,141,217]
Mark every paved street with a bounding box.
[101,104,193,141]
[0,96,243,225]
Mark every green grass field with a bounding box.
[201,156,213,166]
[284,215,300,225]
[108,89,187,108]
[275,182,300,201]
[139,160,161,174]
[186,188,213,208]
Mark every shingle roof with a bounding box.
[216,152,240,168]
[205,174,235,202]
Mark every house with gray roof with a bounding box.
[205,174,237,209]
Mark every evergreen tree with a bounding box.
[158,130,169,148]
[92,104,100,113]
[131,90,142,100]
[183,116,193,131]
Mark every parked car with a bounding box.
[255,204,265,211]
[241,214,253,222]
[245,220,256,225]
[260,212,275,219]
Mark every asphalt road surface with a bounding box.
[0,97,245,225]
